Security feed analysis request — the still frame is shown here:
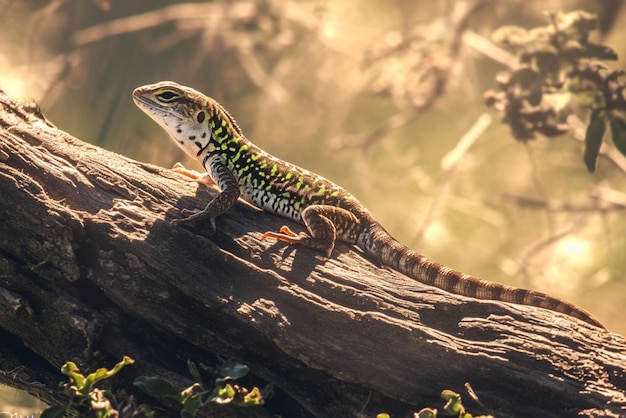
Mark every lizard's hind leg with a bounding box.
[261,205,359,258]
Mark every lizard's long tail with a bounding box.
[357,222,605,329]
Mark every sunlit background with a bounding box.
[1,0,625,413]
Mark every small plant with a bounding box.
[37,356,268,417]
[134,357,272,418]
[40,356,142,418]
[377,388,494,418]
[484,10,626,172]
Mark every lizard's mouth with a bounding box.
[131,92,153,109]
[132,94,181,125]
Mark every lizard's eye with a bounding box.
[156,90,178,102]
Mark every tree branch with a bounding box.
[0,91,624,417]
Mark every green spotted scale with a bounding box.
[132,81,605,330]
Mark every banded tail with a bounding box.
[358,221,605,329]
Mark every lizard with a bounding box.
[132,81,605,330]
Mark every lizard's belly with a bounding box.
[242,185,304,221]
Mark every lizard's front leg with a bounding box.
[170,162,240,231]
[261,205,360,258]
[172,162,216,187]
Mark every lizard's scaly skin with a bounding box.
[133,81,605,329]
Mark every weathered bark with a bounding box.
[0,90,624,418]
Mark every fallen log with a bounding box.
[0,91,624,417]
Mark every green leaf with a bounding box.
[39,405,68,418]
[187,360,202,383]
[584,108,606,172]
[81,367,111,394]
[242,387,264,406]
[561,41,617,60]
[220,358,249,380]
[60,361,85,390]
[81,356,134,395]
[261,383,274,400]
[441,390,465,415]
[181,383,201,400]
[566,42,617,60]
[533,51,560,76]
[415,407,437,418]
[527,89,543,106]
[511,67,539,90]
[182,393,202,417]
[609,113,626,157]
[133,376,182,401]
[586,44,617,61]
[208,384,236,404]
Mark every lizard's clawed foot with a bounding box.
[180,208,199,217]
[169,218,184,227]
[261,227,329,260]
[261,226,308,244]
[172,162,200,179]
[170,210,217,231]
[169,209,199,226]
[172,162,216,186]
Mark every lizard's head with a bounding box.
[132,81,242,159]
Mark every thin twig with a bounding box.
[502,193,626,212]
[462,30,517,68]
[441,113,492,171]
[71,3,233,47]
[71,2,318,47]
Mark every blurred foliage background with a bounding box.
[1,0,625,413]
